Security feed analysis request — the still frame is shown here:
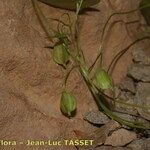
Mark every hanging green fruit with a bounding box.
[140,0,150,26]
[95,69,113,90]
[52,43,69,68]
[60,90,77,117]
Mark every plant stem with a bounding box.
[31,0,56,41]
[90,2,150,72]
[96,87,150,110]
[107,36,150,73]
[75,0,86,64]
[62,66,76,89]
[79,66,150,129]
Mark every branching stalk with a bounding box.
[32,0,150,129]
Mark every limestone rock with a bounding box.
[127,138,150,150]
[134,82,150,121]
[88,121,121,147]
[84,111,110,125]
[92,146,130,150]
[128,64,150,82]
[120,77,135,93]
[132,49,150,65]
[104,128,137,146]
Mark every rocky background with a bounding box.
[0,0,149,150]
[84,47,150,150]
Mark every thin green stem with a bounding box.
[89,45,102,72]
[96,87,150,110]
[70,1,150,129]
[75,0,86,64]
[33,0,150,129]
[79,66,150,129]
[31,0,56,41]
[107,36,150,73]
[62,66,76,89]
[89,2,150,72]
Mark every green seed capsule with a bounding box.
[60,90,77,117]
[52,43,69,68]
[95,69,113,90]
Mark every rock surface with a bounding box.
[88,121,121,147]
[134,82,150,121]
[128,64,150,82]
[84,111,110,125]
[132,49,150,65]
[0,0,149,150]
[94,146,130,150]
[127,138,150,150]
[120,77,135,93]
[104,128,137,147]
[113,112,135,122]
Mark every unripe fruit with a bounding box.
[60,90,77,117]
[52,43,69,68]
[95,69,113,90]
